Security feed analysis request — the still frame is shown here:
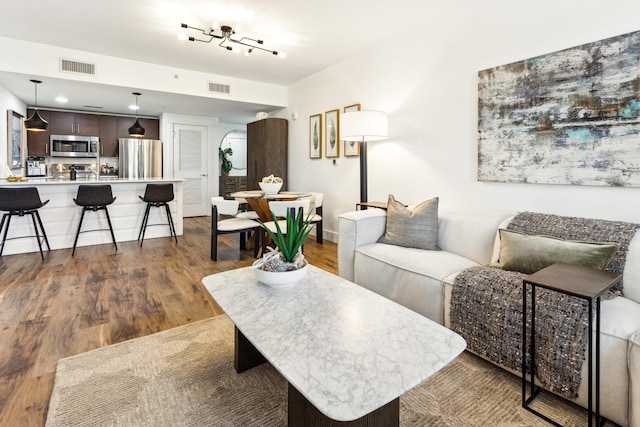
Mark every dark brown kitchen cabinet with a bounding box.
[25,110,160,157]
[116,117,160,140]
[99,116,118,157]
[247,118,288,190]
[25,109,50,156]
[50,111,100,136]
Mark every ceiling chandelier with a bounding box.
[180,23,285,57]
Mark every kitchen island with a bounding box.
[0,177,183,256]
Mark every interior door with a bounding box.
[173,124,208,217]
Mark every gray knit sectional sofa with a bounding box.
[338,198,640,426]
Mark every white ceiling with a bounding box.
[0,0,435,122]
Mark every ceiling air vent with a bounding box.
[60,58,96,76]
[208,82,230,95]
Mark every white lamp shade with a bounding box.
[341,111,388,141]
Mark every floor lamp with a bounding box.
[341,111,388,203]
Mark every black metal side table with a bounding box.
[522,263,621,426]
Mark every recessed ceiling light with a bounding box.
[129,104,139,110]
[55,96,68,103]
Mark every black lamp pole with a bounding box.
[360,140,368,203]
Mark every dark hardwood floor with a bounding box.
[0,216,338,426]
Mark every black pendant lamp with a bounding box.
[128,92,145,137]
[25,79,48,132]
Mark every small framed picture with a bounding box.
[325,109,340,158]
[309,114,322,159]
[343,103,361,157]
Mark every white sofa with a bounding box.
[338,207,640,426]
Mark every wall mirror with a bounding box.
[219,129,247,176]
[7,110,25,170]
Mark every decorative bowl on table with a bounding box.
[253,260,308,287]
[258,181,282,195]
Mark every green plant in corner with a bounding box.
[218,147,233,174]
[257,208,314,271]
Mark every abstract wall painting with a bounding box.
[478,30,640,187]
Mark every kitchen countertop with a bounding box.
[0,176,184,256]
[1,177,185,185]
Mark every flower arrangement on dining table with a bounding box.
[258,175,283,194]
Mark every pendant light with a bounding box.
[128,92,145,137]
[25,79,48,132]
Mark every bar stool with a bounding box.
[138,183,178,246]
[0,187,50,260]
[72,185,117,256]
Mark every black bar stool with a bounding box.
[138,183,178,246]
[0,187,50,260]
[72,185,117,256]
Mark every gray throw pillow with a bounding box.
[377,195,438,250]
[498,229,619,274]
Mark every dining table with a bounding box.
[229,190,311,222]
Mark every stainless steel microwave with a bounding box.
[50,135,99,158]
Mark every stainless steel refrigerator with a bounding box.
[118,138,163,178]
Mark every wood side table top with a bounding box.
[356,201,388,210]
[524,263,621,299]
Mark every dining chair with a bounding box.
[306,192,324,244]
[261,199,311,255]
[211,197,261,261]
[235,197,260,220]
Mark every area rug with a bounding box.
[46,315,613,426]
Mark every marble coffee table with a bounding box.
[202,265,466,426]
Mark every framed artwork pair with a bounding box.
[309,103,361,159]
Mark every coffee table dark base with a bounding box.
[234,326,267,373]
[289,384,399,427]
[234,326,400,427]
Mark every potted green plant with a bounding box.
[219,147,233,176]
[252,208,314,286]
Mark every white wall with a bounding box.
[286,0,640,242]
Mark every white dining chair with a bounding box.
[235,196,260,220]
[210,197,261,261]
[306,192,324,244]
[261,199,311,254]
